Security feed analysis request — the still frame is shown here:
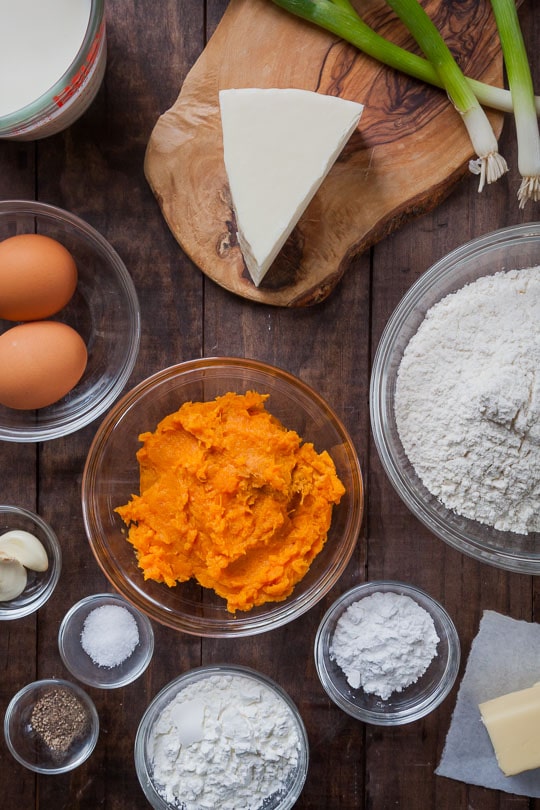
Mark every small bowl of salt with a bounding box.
[314,581,460,725]
[58,592,154,689]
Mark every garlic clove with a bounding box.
[0,530,48,572]
[0,552,28,601]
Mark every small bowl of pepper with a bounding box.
[58,592,155,689]
[4,678,99,773]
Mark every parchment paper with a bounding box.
[436,610,540,797]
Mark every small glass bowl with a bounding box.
[0,505,62,620]
[370,224,540,573]
[4,678,99,773]
[134,664,309,810]
[0,200,140,442]
[58,592,154,689]
[82,357,364,637]
[315,581,460,726]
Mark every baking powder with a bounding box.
[395,267,540,535]
[149,672,301,810]
[330,591,439,700]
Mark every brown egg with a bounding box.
[0,233,78,321]
[0,321,87,409]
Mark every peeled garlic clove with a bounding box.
[0,530,48,572]
[0,553,28,601]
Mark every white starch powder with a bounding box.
[395,267,540,534]
[80,604,140,668]
[149,672,302,810]
[330,591,439,700]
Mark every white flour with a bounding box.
[149,672,301,810]
[330,591,439,700]
[395,267,540,534]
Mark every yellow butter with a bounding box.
[479,681,540,776]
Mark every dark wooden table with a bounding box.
[1,2,539,808]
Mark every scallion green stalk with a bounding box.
[383,0,507,190]
[490,0,540,207]
[326,0,355,10]
[269,0,540,116]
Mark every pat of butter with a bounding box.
[219,88,364,287]
[479,681,540,776]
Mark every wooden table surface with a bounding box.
[1,2,539,809]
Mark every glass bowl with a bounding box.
[82,357,364,637]
[370,223,540,573]
[0,200,140,442]
[315,581,460,726]
[58,592,154,689]
[4,678,99,773]
[134,664,309,810]
[0,505,61,620]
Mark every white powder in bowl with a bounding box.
[81,604,140,668]
[395,267,540,534]
[149,672,302,810]
[330,591,439,700]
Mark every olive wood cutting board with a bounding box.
[145,0,508,307]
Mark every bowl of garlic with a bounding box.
[0,505,62,620]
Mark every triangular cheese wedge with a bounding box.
[219,88,364,287]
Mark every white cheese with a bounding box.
[479,681,540,776]
[219,88,364,287]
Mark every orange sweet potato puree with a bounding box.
[115,391,345,613]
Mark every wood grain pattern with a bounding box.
[1,1,540,808]
[145,0,506,306]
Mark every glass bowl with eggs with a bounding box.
[82,357,364,637]
[370,223,540,574]
[0,199,140,442]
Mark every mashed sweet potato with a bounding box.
[115,390,345,613]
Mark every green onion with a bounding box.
[381,0,507,190]
[325,0,355,9]
[269,0,540,116]
[490,0,540,207]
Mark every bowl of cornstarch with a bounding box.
[370,223,540,573]
[134,664,309,810]
[58,592,154,689]
[315,581,460,725]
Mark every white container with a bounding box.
[0,0,106,140]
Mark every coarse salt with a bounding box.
[81,604,139,668]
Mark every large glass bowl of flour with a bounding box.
[371,223,540,574]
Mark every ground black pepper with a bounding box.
[30,687,89,755]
